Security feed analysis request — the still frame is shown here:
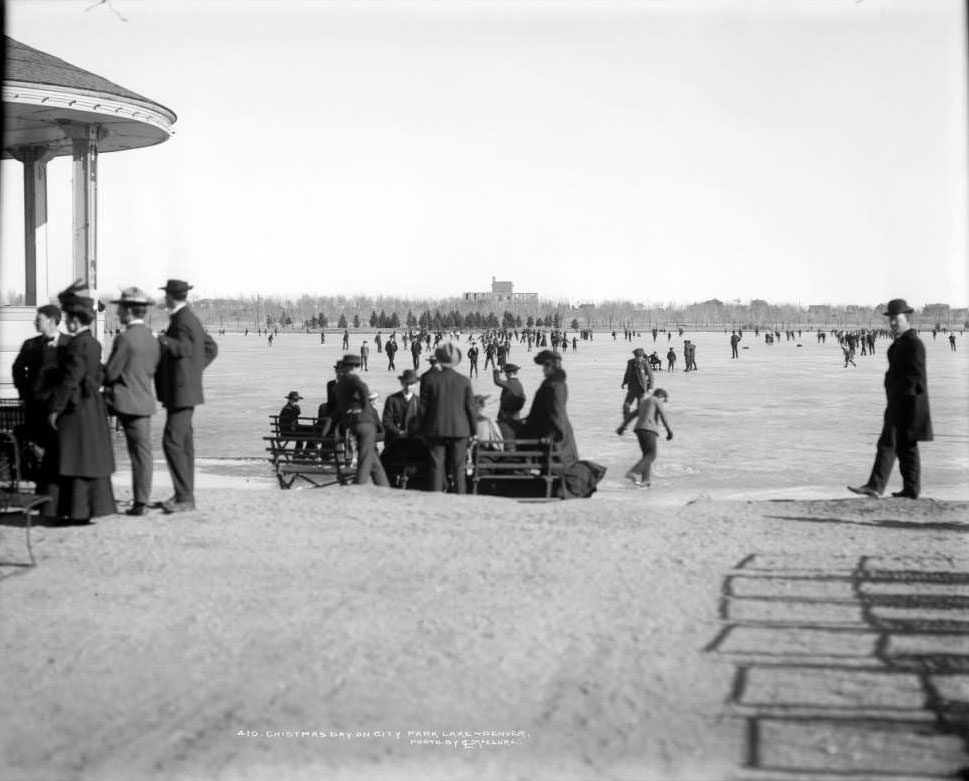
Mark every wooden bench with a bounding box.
[264,415,352,489]
[1,402,49,567]
[470,437,565,500]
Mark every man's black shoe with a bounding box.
[847,485,879,498]
[891,490,918,499]
[125,503,148,516]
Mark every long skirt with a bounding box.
[56,475,116,521]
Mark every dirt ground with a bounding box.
[2,488,967,781]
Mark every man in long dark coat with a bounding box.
[155,279,218,513]
[418,343,476,493]
[849,298,933,500]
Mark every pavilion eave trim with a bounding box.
[3,82,177,131]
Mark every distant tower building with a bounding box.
[462,277,538,304]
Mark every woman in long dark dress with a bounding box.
[518,349,579,465]
[47,284,116,522]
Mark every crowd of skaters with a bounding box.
[10,293,962,515]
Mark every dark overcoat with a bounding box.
[48,330,115,477]
[155,306,218,409]
[884,329,933,441]
[519,367,579,465]
[418,367,475,438]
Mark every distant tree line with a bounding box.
[183,294,968,332]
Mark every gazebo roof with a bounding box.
[2,36,177,159]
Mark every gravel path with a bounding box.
[2,489,966,781]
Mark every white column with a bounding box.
[11,145,54,306]
[71,125,99,291]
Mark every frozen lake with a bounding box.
[117,327,969,504]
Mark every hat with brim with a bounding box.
[110,286,155,306]
[286,391,303,401]
[159,279,193,298]
[504,363,520,373]
[398,369,418,384]
[632,348,645,357]
[883,298,915,317]
[342,354,361,367]
[534,349,562,365]
[434,342,461,366]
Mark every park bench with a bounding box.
[0,399,49,568]
[470,437,565,500]
[264,415,352,489]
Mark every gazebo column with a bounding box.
[11,145,54,306]
[69,124,100,291]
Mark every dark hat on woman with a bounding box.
[883,299,915,317]
[534,349,562,365]
[632,347,645,357]
[434,342,461,366]
[503,363,520,373]
[57,279,96,317]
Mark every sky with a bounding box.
[2,0,967,307]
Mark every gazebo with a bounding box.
[1,36,176,396]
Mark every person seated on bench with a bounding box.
[473,394,503,449]
[382,369,421,448]
[515,350,578,467]
[279,391,315,450]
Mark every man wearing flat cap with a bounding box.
[103,287,161,515]
[492,363,526,444]
[418,342,476,493]
[155,279,219,513]
[849,298,933,500]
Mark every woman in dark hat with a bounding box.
[518,350,579,465]
[46,281,116,522]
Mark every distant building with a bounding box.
[951,308,968,327]
[921,303,951,324]
[462,276,538,303]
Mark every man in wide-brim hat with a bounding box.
[155,279,219,513]
[103,286,161,515]
[849,298,932,500]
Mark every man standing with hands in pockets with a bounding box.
[155,279,218,514]
[103,288,161,516]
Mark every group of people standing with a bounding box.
[282,343,586,495]
[11,279,217,523]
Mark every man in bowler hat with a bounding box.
[103,287,161,515]
[155,279,218,513]
[849,298,932,500]
[418,343,476,493]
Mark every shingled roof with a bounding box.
[5,36,170,113]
